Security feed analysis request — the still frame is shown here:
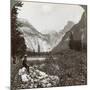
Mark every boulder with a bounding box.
[18,66,59,88]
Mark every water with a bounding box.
[27,57,57,61]
[27,57,46,61]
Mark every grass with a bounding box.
[41,49,87,86]
[11,49,87,89]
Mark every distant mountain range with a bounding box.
[17,18,74,52]
[52,8,87,52]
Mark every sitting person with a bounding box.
[22,54,29,73]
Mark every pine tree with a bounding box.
[69,32,73,49]
[11,1,26,64]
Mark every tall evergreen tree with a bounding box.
[11,1,26,64]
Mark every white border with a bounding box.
[21,0,87,5]
[0,0,89,90]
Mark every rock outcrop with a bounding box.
[16,66,59,89]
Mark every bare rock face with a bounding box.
[17,18,74,52]
[52,5,87,52]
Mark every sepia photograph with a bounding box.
[11,0,87,90]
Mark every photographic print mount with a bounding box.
[11,0,87,90]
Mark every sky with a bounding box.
[18,2,84,34]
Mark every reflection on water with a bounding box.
[27,57,46,61]
[27,57,57,61]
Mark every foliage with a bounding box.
[11,1,26,60]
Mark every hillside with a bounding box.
[17,18,74,52]
[52,6,87,52]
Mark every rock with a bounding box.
[21,74,30,82]
[46,83,52,87]
[17,66,59,89]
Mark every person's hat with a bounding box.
[24,54,27,57]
